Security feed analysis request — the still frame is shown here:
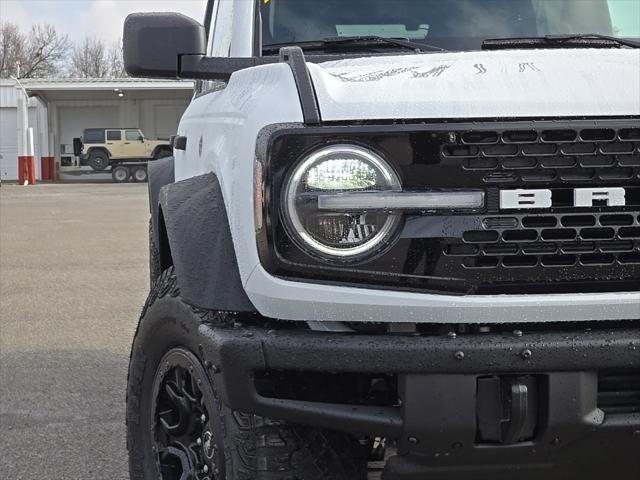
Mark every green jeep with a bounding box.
[79,128,172,171]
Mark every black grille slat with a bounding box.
[453,125,640,185]
[459,213,640,271]
[598,373,640,414]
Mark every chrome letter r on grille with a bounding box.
[574,188,626,207]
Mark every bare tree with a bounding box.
[69,37,109,78]
[106,39,127,78]
[0,22,26,78]
[69,37,127,78]
[0,22,70,78]
[1,22,127,79]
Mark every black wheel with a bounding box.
[132,166,148,183]
[89,150,109,171]
[127,267,368,480]
[154,149,172,160]
[112,165,130,183]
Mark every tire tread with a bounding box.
[127,267,367,480]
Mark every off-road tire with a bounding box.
[127,267,368,480]
[89,150,109,171]
[148,221,161,287]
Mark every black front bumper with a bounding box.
[199,325,640,479]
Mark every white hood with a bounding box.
[307,48,640,121]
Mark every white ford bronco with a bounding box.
[123,1,640,479]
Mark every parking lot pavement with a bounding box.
[1,183,149,480]
[0,182,384,480]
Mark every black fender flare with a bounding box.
[148,156,175,238]
[151,167,255,312]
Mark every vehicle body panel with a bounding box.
[308,49,640,121]
[174,63,304,282]
[173,48,640,324]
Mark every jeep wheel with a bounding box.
[112,165,130,183]
[132,166,148,183]
[127,267,368,480]
[89,151,109,171]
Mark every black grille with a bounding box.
[433,121,640,293]
[458,213,640,270]
[264,119,640,295]
[445,127,640,186]
[598,372,640,414]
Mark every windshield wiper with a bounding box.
[263,36,447,54]
[483,34,640,50]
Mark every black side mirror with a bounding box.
[123,12,206,78]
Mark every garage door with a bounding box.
[58,106,119,152]
[0,108,18,180]
[153,104,183,140]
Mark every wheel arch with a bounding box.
[86,146,111,157]
[149,163,254,312]
[151,145,172,158]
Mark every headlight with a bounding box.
[283,144,402,260]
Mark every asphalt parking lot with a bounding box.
[1,182,385,480]
[1,183,148,479]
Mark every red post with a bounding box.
[41,157,50,180]
[18,156,36,184]
[18,156,27,184]
[41,156,55,181]
[28,156,36,184]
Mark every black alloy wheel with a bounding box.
[89,151,109,171]
[150,347,223,480]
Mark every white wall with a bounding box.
[0,107,18,180]
[0,81,20,107]
[141,100,187,140]
[1,82,48,180]
[58,105,120,152]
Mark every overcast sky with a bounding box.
[2,0,207,43]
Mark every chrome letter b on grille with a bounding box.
[574,188,626,207]
[500,189,552,210]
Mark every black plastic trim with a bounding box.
[147,157,175,239]
[279,46,321,125]
[178,51,421,82]
[171,135,187,151]
[199,324,640,478]
[201,326,640,378]
[157,173,256,312]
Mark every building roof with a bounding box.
[19,77,194,91]
[0,77,194,103]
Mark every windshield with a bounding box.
[260,0,640,52]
